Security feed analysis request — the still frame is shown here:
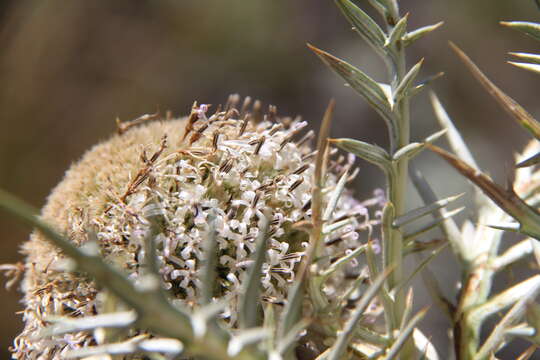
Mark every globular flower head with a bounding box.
[13,96,379,359]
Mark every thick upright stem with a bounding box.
[384,5,416,358]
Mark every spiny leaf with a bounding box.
[429,92,479,170]
[65,335,184,358]
[276,319,310,355]
[335,0,387,56]
[402,22,444,47]
[400,288,414,331]
[408,163,463,251]
[510,52,540,64]
[501,21,540,42]
[323,170,349,221]
[516,151,540,168]
[450,42,540,140]
[508,62,540,75]
[392,129,446,162]
[477,296,532,359]
[227,328,270,357]
[403,207,464,242]
[393,242,449,295]
[319,244,367,281]
[409,72,444,98]
[516,346,537,360]
[382,307,429,360]
[393,58,424,104]
[328,268,394,360]
[427,144,540,239]
[330,138,393,174]
[308,44,398,147]
[386,14,409,47]
[393,193,463,228]
[37,311,137,338]
[366,0,388,16]
[200,212,218,305]
[239,214,270,329]
[492,238,534,271]
[525,302,540,345]
[469,275,540,324]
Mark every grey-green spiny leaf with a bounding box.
[393,58,424,104]
[402,22,444,47]
[330,137,393,174]
[392,128,446,161]
[386,14,408,48]
[403,207,464,242]
[501,21,540,42]
[392,193,463,228]
[508,61,540,75]
[328,268,393,360]
[510,52,540,64]
[308,44,398,147]
[335,0,387,58]
[239,214,270,329]
[382,307,429,360]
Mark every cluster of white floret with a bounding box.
[14,97,382,358]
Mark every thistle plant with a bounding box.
[2,1,540,360]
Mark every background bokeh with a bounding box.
[1,0,539,358]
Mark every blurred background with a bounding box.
[1,0,539,357]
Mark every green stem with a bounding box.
[383,3,416,358]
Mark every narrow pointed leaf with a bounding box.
[328,268,394,360]
[393,129,447,161]
[239,214,270,329]
[408,163,462,252]
[400,288,414,331]
[323,170,349,221]
[510,52,540,64]
[308,44,398,146]
[276,319,310,355]
[394,243,448,295]
[403,22,444,47]
[450,42,540,140]
[486,222,521,233]
[429,92,479,170]
[404,207,464,241]
[227,328,270,357]
[335,0,387,55]
[469,275,540,324]
[516,346,537,360]
[200,212,218,305]
[409,72,444,97]
[492,239,534,271]
[382,307,429,360]
[319,244,367,280]
[394,58,424,103]
[509,62,540,75]
[427,144,540,239]
[366,0,388,16]
[501,21,540,42]
[330,138,393,174]
[525,302,540,345]
[393,193,463,228]
[516,151,540,168]
[532,239,540,267]
[386,14,409,47]
[477,296,532,359]
[37,311,136,338]
[65,336,184,358]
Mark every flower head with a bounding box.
[13,97,380,358]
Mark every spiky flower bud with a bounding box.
[12,97,379,359]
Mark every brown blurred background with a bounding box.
[1,0,539,358]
